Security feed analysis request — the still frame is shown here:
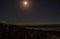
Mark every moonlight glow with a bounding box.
[19,0,32,9]
[24,1,28,5]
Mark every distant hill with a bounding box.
[0,22,60,31]
[0,23,60,39]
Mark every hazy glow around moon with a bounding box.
[19,0,32,10]
[24,1,28,5]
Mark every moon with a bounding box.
[24,1,28,6]
[19,0,32,9]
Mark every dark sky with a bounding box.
[0,0,60,25]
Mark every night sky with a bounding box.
[0,0,60,25]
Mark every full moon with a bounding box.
[19,0,31,9]
[24,1,28,5]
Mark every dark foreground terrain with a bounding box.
[0,23,60,39]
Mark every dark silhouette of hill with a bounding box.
[0,23,60,39]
